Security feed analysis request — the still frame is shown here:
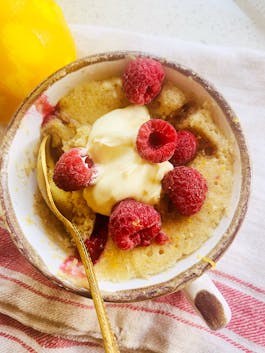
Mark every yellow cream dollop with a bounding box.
[83,105,173,215]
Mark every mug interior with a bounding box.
[0,53,249,301]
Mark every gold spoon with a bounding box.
[37,135,120,353]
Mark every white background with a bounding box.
[57,0,265,50]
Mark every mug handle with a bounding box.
[183,274,231,330]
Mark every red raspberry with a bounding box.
[35,94,55,116]
[85,215,109,264]
[53,148,96,191]
[109,199,167,250]
[35,94,57,127]
[136,119,178,163]
[155,232,169,245]
[122,57,165,105]
[162,166,208,216]
[170,130,197,166]
[41,114,55,127]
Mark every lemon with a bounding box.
[0,0,76,124]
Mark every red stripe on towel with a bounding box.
[0,229,59,288]
[216,281,265,347]
[155,281,265,347]
[109,303,253,353]
[0,332,38,353]
[0,272,93,310]
[214,270,265,295]
[0,313,101,349]
[0,261,257,352]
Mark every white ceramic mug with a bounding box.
[0,52,251,330]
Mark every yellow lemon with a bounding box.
[0,0,76,124]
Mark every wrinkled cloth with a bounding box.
[0,25,265,353]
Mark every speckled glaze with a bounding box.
[0,52,251,304]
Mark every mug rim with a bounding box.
[0,51,251,302]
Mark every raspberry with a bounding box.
[170,130,197,166]
[122,57,165,105]
[109,199,167,250]
[41,111,58,127]
[53,148,96,191]
[85,215,109,264]
[155,232,169,245]
[35,94,55,116]
[136,119,178,163]
[162,166,208,216]
[35,94,57,127]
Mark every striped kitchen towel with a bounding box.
[0,25,265,353]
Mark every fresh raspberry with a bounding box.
[85,215,109,264]
[53,148,96,191]
[162,166,208,216]
[122,57,165,105]
[136,119,178,163]
[170,130,197,166]
[109,199,167,250]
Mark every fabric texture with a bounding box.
[0,25,265,353]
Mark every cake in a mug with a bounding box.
[35,57,234,284]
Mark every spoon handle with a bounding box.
[70,224,120,353]
[38,135,119,352]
